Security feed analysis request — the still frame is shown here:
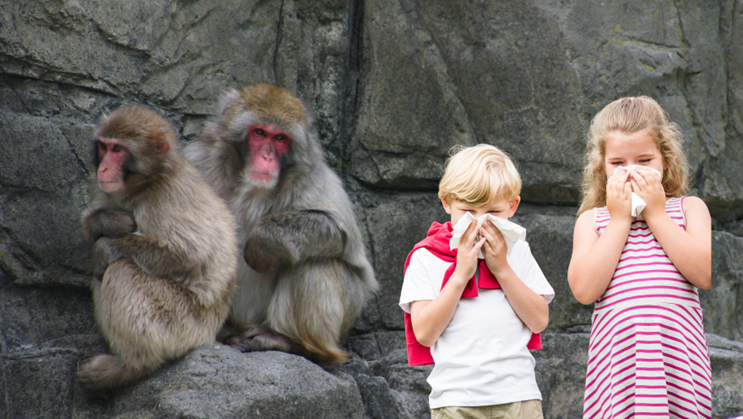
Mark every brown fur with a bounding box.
[78,106,238,390]
[184,84,377,366]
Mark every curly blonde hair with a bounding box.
[578,96,689,214]
[439,144,521,206]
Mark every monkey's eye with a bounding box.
[112,145,124,153]
[254,128,265,136]
[274,134,285,141]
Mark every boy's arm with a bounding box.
[481,222,548,333]
[410,221,484,347]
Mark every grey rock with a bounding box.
[0,285,98,352]
[533,332,590,419]
[703,232,743,343]
[0,110,91,287]
[367,349,432,419]
[512,209,594,330]
[337,356,405,419]
[71,346,365,419]
[348,330,407,362]
[353,0,585,204]
[4,346,86,419]
[358,191,449,329]
[708,334,743,418]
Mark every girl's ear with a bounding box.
[508,196,521,218]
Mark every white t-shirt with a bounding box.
[399,240,555,409]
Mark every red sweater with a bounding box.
[403,221,541,366]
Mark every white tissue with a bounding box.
[449,212,526,258]
[607,165,662,218]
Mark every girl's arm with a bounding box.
[568,171,634,304]
[410,221,485,347]
[480,222,548,333]
[631,170,711,289]
[648,196,711,289]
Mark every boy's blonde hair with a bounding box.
[578,96,689,214]
[438,144,521,206]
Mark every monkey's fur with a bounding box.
[184,84,377,365]
[79,106,238,390]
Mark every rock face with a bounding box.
[1,0,742,418]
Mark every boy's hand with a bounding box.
[481,220,509,276]
[629,168,666,220]
[606,170,633,223]
[453,220,485,284]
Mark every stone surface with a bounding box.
[1,0,742,418]
[704,232,743,342]
[71,346,364,419]
[708,335,743,419]
[353,0,585,204]
[356,191,449,329]
[533,332,591,419]
[513,206,595,330]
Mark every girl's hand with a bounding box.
[629,168,666,219]
[606,170,633,223]
[481,220,509,277]
[453,220,485,283]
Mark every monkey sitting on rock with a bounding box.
[78,106,238,390]
[184,84,378,366]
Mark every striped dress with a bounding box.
[583,197,712,418]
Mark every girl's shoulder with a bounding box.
[680,195,710,218]
[574,208,595,227]
[679,195,706,207]
[574,208,599,234]
[576,207,596,222]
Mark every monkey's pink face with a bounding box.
[247,124,291,184]
[97,137,129,193]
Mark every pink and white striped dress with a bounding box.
[583,197,712,418]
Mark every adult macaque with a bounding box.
[184,84,377,365]
[78,106,238,390]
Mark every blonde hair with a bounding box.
[438,144,521,206]
[578,96,689,214]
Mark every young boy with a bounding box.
[399,144,554,419]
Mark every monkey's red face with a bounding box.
[247,124,291,184]
[97,137,129,193]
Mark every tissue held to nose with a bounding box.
[608,165,662,218]
[449,212,526,258]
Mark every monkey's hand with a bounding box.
[91,237,129,278]
[84,209,136,242]
[244,234,290,274]
[244,210,346,273]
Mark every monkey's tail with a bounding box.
[294,339,349,367]
[77,354,153,390]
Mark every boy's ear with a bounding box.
[508,196,521,218]
[440,197,452,215]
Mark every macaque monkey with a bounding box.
[78,106,238,390]
[184,84,377,365]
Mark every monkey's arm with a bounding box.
[244,210,346,274]
[83,209,137,242]
[92,235,201,281]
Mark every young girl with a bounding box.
[568,96,712,418]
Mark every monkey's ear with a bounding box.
[153,131,171,154]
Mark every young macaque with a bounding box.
[78,106,238,390]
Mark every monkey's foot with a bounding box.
[225,324,293,353]
[224,324,348,367]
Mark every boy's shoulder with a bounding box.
[408,247,451,269]
[508,240,534,262]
